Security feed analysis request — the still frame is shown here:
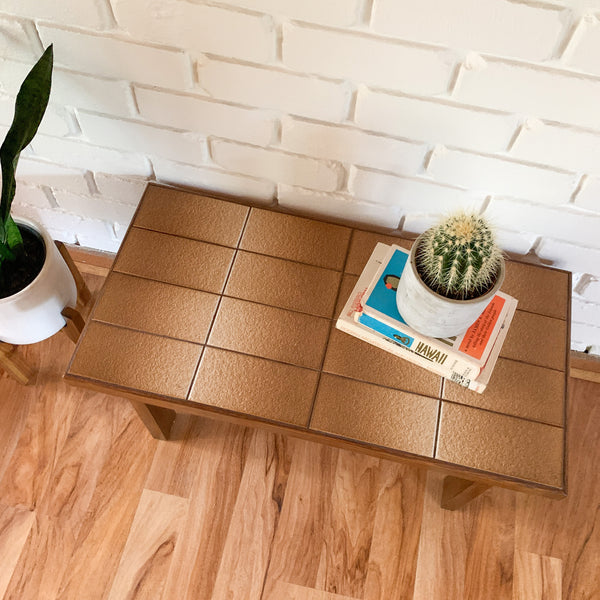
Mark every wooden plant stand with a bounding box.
[0,241,91,385]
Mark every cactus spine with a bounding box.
[416,212,503,300]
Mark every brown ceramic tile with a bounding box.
[345,229,413,275]
[501,311,567,372]
[93,272,219,343]
[334,274,359,320]
[208,297,330,369]
[502,260,569,320]
[225,251,341,318]
[114,228,235,293]
[443,358,565,426]
[323,328,442,397]
[189,348,318,426]
[436,402,564,488]
[240,208,351,270]
[310,374,439,457]
[68,322,201,399]
[134,186,249,247]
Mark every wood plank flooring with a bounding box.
[0,270,598,599]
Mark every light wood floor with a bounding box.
[0,270,598,600]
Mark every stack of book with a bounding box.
[337,243,518,393]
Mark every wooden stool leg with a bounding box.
[0,342,36,385]
[61,306,86,344]
[55,241,91,308]
[129,400,176,440]
[441,476,491,510]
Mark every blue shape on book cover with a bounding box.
[357,313,414,348]
[364,248,409,324]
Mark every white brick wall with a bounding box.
[1,1,599,351]
[371,0,566,62]
[283,24,455,95]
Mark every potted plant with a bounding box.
[0,45,77,345]
[396,211,505,338]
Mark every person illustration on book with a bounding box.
[384,274,400,291]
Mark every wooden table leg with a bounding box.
[129,400,176,440]
[441,476,491,510]
[0,342,36,385]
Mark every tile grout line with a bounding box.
[304,229,355,430]
[183,207,254,401]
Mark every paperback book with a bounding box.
[336,243,518,392]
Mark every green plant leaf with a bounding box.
[0,241,15,262]
[6,216,23,251]
[0,45,53,244]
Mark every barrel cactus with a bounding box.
[415,212,504,301]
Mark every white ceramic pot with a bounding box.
[0,217,77,344]
[396,235,505,339]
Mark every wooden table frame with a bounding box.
[64,184,570,512]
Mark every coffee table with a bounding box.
[65,184,570,510]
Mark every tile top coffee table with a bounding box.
[65,184,570,510]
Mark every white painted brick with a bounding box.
[93,174,148,205]
[11,203,83,237]
[494,229,538,256]
[455,59,600,130]
[78,112,207,167]
[30,135,152,177]
[135,87,274,147]
[356,90,519,154]
[427,148,578,205]
[12,184,52,209]
[281,117,426,175]
[401,214,440,235]
[511,121,600,177]
[0,95,71,137]
[198,61,351,122]
[0,17,40,61]
[537,238,600,276]
[16,158,90,195]
[574,176,600,212]
[210,140,341,192]
[572,298,600,327]
[578,278,600,304]
[76,220,122,253]
[566,17,600,77]
[277,185,402,229]
[571,321,600,346]
[112,0,274,63]
[52,70,134,118]
[215,0,361,27]
[485,197,600,248]
[283,23,454,96]
[371,0,564,62]
[55,190,136,224]
[350,167,486,211]
[37,26,192,90]
[152,158,275,203]
[0,0,110,29]
[571,339,589,352]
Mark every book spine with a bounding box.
[339,315,477,388]
[361,304,482,371]
[356,312,481,381]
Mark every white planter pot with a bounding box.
[0,217,77,345]
[396,235,505,339]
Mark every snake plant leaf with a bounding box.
[6,216,23,252]
[0,45,53,244]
